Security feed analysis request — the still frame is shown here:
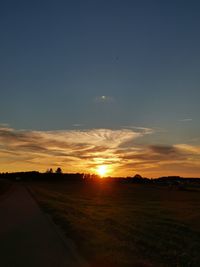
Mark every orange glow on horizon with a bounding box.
[1,126,200,178]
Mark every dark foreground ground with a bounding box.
[0,184,87,267]
[30,181,200,267]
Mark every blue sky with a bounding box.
[0,1,200,176]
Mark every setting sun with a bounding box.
[96,165,108,177]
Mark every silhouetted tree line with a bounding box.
[0,171,84,182]
[0,171,200,186]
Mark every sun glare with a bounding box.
[97,165,108,177]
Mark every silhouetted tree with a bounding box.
[134,174,143,179]
[46,168,53,174]
[132,174,144,183]
[56,167,62,174]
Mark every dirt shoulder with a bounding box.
[0,179,12,197]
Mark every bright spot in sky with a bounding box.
[96,165,108,177]
[95,95,115,103]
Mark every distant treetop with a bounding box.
[56,167,62,174]
[133,174,143,179]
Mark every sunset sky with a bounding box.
[1,1,200,177]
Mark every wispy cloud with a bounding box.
[0,125,200,177]
[174,144,200,154]
[121,126,154,134]
[72,124,84,127]
[179,118,193,122]
[0,125,143,173]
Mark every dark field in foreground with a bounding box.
[30,181,200,267]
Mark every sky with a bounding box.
[0,0,200,177]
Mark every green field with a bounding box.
[30,181,200,267]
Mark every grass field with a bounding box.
[30,181,200,267]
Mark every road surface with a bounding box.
[0,184,88,267]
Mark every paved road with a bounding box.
[0,184,88,267]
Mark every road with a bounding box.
[0,184,88,267]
